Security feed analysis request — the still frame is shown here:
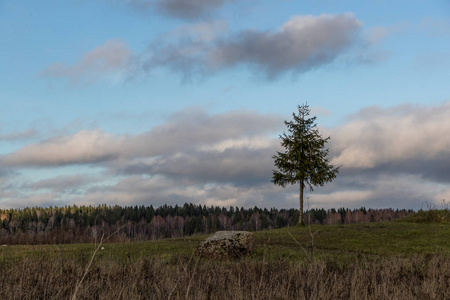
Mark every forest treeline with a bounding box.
[0,203,415,245]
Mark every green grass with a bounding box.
[253,221,449,262]
[1,235,205,266]
[1,215,449,299]
[400,209,450,224]
[2,218,449,265]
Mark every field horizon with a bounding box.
[0,203,422,245]
[1,210,449,299]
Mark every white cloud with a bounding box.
[3,130,122,166]
[42,40,132,84]
[142,13,372,80]
[2,103,450,210]
[331,103,450,169]
[1,108,282,169]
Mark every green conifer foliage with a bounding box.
[272,103,340,225]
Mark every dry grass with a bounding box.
[0,253,449,300]
[1,217,449,299]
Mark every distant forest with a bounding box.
[0,204,415,245]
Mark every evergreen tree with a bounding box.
[272,103,339,225]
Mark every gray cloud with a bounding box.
[168,20,229,42]
[157,0,233,20]
[42,14,378,82]
[0,192,63,209]
[309,173,441,210]
[330,102,450,175]
[1,108,283,167]
[367,23,407,44]
[3,103,450,210]
[321,102,450,209]
[143,13,364,80]
[80,175,295,209]
[42,40,133,84]
[118,140,278,185]
[209,14,362,79]
[27,175,93,193]
[113,0,235,20]
[0,129,37,141]
[0,175,60,209]
[357,158,450,185]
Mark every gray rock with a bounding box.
[196,231,255,259]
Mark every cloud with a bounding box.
[1,108,282,168]
[2,130,122,166]
[27,175,93,193]
[0,192,59,209]
[0,129,37,141]
[74,175,295,209]
[309,190,373,206]
[156,0,234,20]
[210,14,362,78]
[42,15,377,82]
[309,172,446,210]
[118,137,278,185]
[42,40,132,84]
[0,178,15,200]
[143,13,367,80]
[366,23,407,44]
[3,103,450,210]
[113,0,235,20]
[0,175,62,209]
[331,103,450,171]
[168,20,229,42]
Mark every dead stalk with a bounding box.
[288,212,320,262]
[185,257,200,299]
[71,225,127,300]
[258,248,266,291]
[287,231,309,259]
[167,251,195,300]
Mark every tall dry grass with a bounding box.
[0,253,448,300]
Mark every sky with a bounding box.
[1,0,450,210]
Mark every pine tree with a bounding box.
[272,103,339,225]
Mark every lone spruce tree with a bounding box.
[272,104,339,225]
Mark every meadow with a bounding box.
[0,210,449,299]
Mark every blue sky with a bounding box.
[1,0,450,210]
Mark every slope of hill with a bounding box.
[1,212,448,299]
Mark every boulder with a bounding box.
[196,231,255,259]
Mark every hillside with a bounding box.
[1,212,448,299]
[5,217,448,261]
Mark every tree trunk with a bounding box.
[299,181,304,225]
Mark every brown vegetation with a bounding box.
[0,254,448,299]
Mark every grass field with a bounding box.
[1,212,449,299]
